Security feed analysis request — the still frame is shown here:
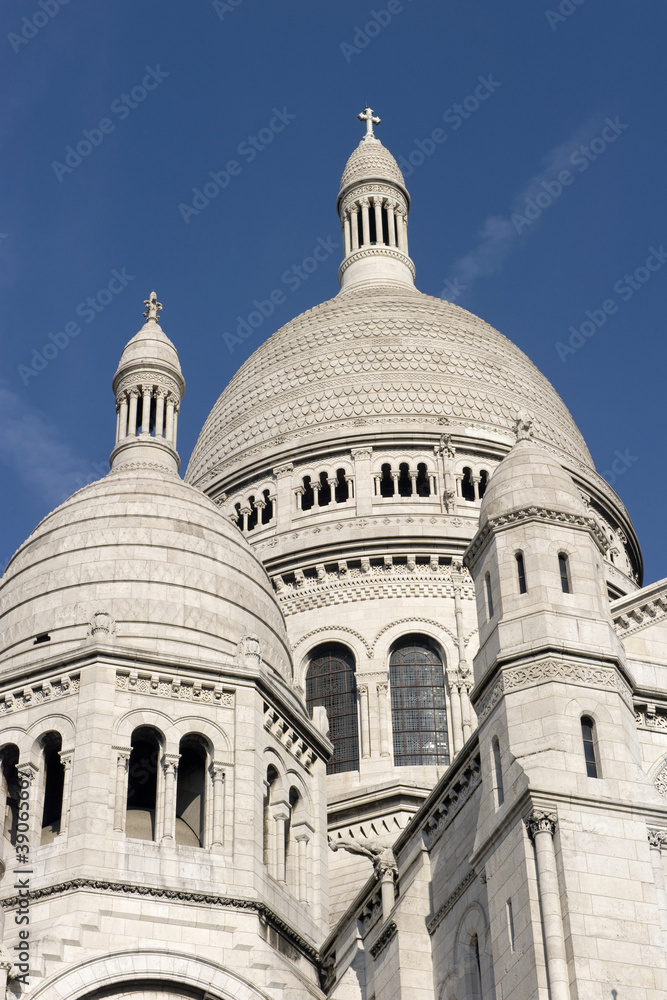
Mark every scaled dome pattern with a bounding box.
[339,135,407,193]
[0,468,291,681]
[187,286,593,483]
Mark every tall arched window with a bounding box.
[515,552,527,594]
[1,746,20,849]
[40,732,64,844]
[581,716,599,778]
[306,644,359,774]
[492,736,504,807]
[263,765,279,866]
[461,467,475,501]
[126,726,161,841]
[485,572,494,619]
[559,552,571,593]
[389,638,449,766]
[175,736,207,846]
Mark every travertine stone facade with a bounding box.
[2,111,667,1000]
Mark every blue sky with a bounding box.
[1,0,666,583]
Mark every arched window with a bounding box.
[397,462,412,497]
[263,765,279,866]
[389,638,449,766]
[581,716,599,778]
[246,496,258,532]
[40,732,64,844]
[1,746,20,848]
[485,573,494,619]
[301,476,314,510]
[516,552,527,594]
[317,472,331,506]
[461,467,475,501]
[559,552,571,593]
[468,933,483,1000]
[306,644,359,774]
[233,502,242,528]
[126,726,161,841]
[478,470,489,499]
[416,462,430,496]
[380,463,395,497]
[175,736,207,847]
[334,468,349,503]
[492,736,504,807]
[261,489,274,524]
[285,786,301,889]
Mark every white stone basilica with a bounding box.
[1,108,667,1000]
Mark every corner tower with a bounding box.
[0,296,330,1000]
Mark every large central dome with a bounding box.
[187,286,592,485]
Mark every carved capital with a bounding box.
[526,811,557,840]
[273,462,294,479]
[162,753,180,776]
[648,828,667,849]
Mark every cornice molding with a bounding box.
[464,506,609,569]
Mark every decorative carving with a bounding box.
[465,507,610,567]
[514,410,534,441]
[328,834,398,880]
[647,828,667,848]
[369,921,398,960]
[263,704,318,772]
[143,291,163,322]
[421,755,481,849]
[655,761,667,798]
[238,633,261,669]
[115,670,234,708]
[89,611,116,638]
[526,811,557,840]
[0,674,80,716]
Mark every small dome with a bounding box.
[0,467,292,683]
[338,137,407,201]
[479,438,587,523]
[114,318,182,377]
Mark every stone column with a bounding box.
[360,198,371,246]
[117,393,128,442]
[386,202,396,247]
[343,213,351,256]
[396,208,408,253]
[141,386,153,435]
[210,764,225,850]
[294,828,311,903]
[447,671,464,755]
[155,389,166,438]
[273,462,294,530]
[377,682,391,758]
[526,812,570,1000]
[160,754,180,843]
[453,586,473,741]
[172,405,179,446]
[350,207,360,250]
[648,829,667,941]
[58,751,73,838]
[240,505,251,532]
[379,863,397,921]
[373,196,383,244]
[351,448,373,516]
[113,750,131,832]
[358,684,371,759]
[127,389,140,437]
[272,804,290,882]
[165,396,175,444]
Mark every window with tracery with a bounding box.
[389,638,449,766]
[306,644,359,774]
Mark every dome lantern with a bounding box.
[110,292,186,474]
[337,107,416,292]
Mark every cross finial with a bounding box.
[358,106,380,139]
[143,291,163,323]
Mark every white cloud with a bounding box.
[0,384,106,506]
[441,118,602,299]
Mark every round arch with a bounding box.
[29,949,279,1000]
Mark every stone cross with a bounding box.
[358,106,381,139]
[143,291,163,322]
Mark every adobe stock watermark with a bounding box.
[223,235,339,352]
[555,245,666,362]
[212,0,245,20]
[545,0,586,31]
[601,448,638,487]
[178,107,296,224]
[8,0,72,54]
[51,66,169,182]
[512,117,628,233]
[13,771,32,988]
[340,0,414,63]
[18,268,135,385]
[397,75,501,179]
